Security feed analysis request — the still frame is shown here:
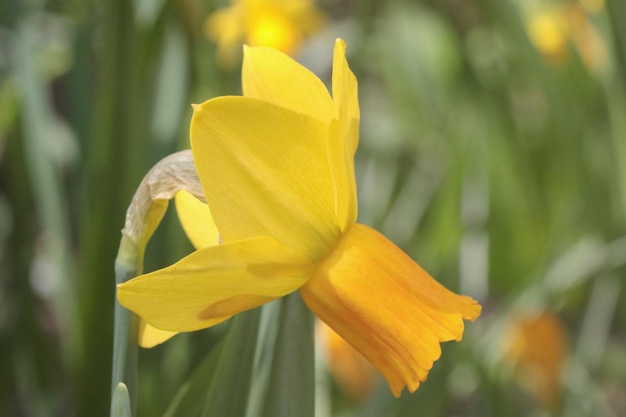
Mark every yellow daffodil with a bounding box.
[205,0,325,66]
[525,3,607,73]
[117,39,481,397]
[527,9,569,64]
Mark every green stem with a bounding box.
[77,0,139,414]
[111,236,140,417]
[108,151,203,416]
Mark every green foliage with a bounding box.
[1,0,625,416]
[111,384,132,417]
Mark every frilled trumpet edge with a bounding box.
[300,223,481,397]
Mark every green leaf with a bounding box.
[260,292,315,417]
[162,337,225,417]
[111,249,139,417]
[200,308,262,417]
[111,383,132,417]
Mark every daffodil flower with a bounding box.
[205,0,325,65]
[524,3,607,72]
[117,39,481,396]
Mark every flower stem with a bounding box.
[109,150,204,416]
[111,236,139,417]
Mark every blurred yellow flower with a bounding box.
[527,9,569,64]
[205,0,325,66]
[117,39,481,397]
[525,2,607,73]
[579,0,604,14]
[503,310,568,410]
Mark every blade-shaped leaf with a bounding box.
[162,337,225,417]
[200,308,261,417]
[260,292,315,417]
[111,383,132,417]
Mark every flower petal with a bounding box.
[117,236,312,332]
[175,190,219,250]
[138,321,178,348]
[191,96,340,261]
[332,38,359,155]
[242,45,334,124]
[326,39,359,230]
[300,223,481,397]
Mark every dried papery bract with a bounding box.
[119,150,206,266]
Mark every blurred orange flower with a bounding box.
[317,321,375,399]
[503,310,568,410]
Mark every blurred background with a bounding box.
[1,0,625,416]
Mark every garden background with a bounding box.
[1,0,625,416]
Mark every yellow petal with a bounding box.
[117,236,312,332]
[191,96,340,261]
[175,190,219,250]
[332,38,359,155]
[241,45,334,124]
[300,223,481,397]
[138,320,178,348]
[328,39,359,230]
